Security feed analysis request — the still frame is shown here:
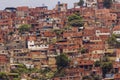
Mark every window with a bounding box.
[96,30,100,33]
[30,45,34,47]
[2,51,4,53]
[16,41,19,43]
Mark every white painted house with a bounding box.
[27,40,49,50]
[95,28,111,36]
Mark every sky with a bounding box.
[0,0,79,10]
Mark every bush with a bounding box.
[19,24,31,34]
[56,54,70,69]
[68,14,83,27]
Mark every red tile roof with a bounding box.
[114,73,120,79]
[113,26,120,31]
[28,36,36,41]
[43,31,56,37]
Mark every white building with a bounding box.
[27,40,49,50]
[95,29,110,37]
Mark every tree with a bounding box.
[53,29,64,36]
[78,0,84,6]
[101,62,113,77]
[93,75,101,80]
[108,34,120,48]
[94,56,113,78]
[53,29,64,40]
[11,64,29,74]
[82,76,92,80]
[103,0,113,8]
[68,14,82,22]
[80,48,88,54]
[94,61,101,67]
[69,20,83,27]
[8,31,14,36]
[0,72,9,80]
[18,24,31,34]
[108,34,116,47]
[68,14,83,27]
[56,54,69,69]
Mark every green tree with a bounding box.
[68,14,83,27]
[93,75,101,80]
[80,48,88,54]
[68,14,82,22]
[53,29,64,36]
[9,31,14,35]
[82,76,92,80]
[53,29,64,40]
[0,72,9,80]
[108,34,116,47]
[11,64,29,74]
[41,67,51,74]
[53,69,66,77]
[69,20,83,27]
[101,62,113,77]
[78,0,84,6]
[19,24,31,34]
[94,56,113,78]
[108,34,120,48]
[94,61,101,67]
[103,0,113,8]
[56,54,69,69]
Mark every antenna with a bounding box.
[58,1,60,5]
[58,1,61,12]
